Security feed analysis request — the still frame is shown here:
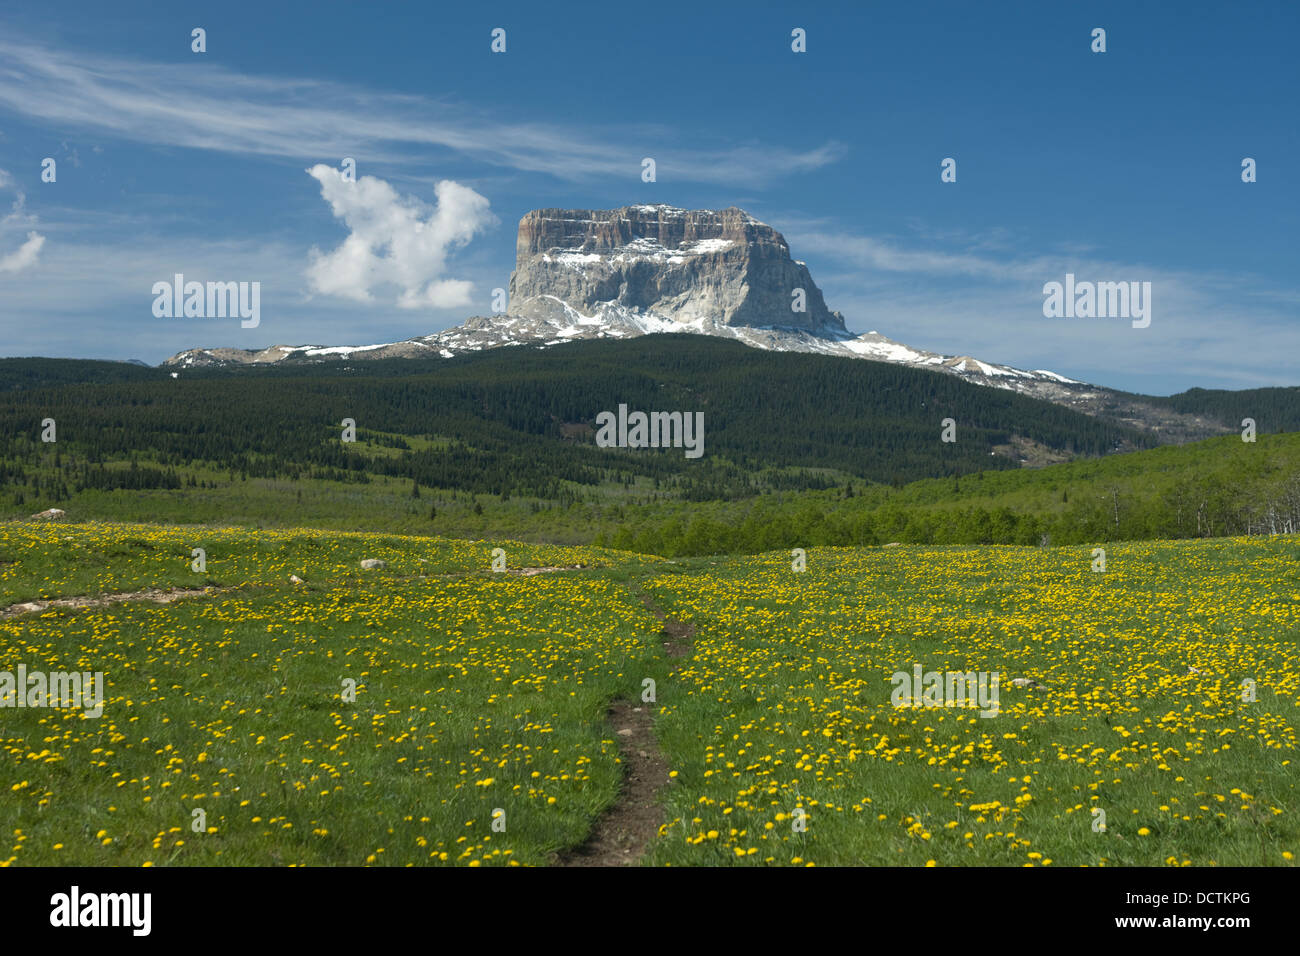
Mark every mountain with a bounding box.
[164,204,1076,390]
[7,335,1297,552]
[506,205,846,333]
[2,335,1151,525]
[158,204,1243,441]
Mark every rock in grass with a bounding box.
[360,559,387,570]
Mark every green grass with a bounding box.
[6,429,1298,557]
[0,524,659,866]
[641,538,1300,866]
[1,523,1296,866]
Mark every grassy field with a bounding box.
[1,522,1296,866]
[6,429,1298,557]
[644,540,1299,866]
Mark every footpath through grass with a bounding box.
[0,523,1296,866]
[0,523,661,866]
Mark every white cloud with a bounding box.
[788,227,1063,282]
[0,228,497,362]
[0,168,45,274]
[0,38,842,187]
[773,219,1300,392]
[0,231,44,273]
[304,165,494,309]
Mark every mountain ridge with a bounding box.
[159,203,1226,440]
[163,204,1065,394]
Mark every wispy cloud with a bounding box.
[0,232,43,273]
[789,226,1086,283]
[0,230,498,360]
[0,168,45,274]
[779,218,1300,393]
[0,38,844,187]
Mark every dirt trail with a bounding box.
[501,565,586,577]
[554,586,695,867]
[0,586,224,620]
[1,565,586,619]
[422,565,589,581]
[554,698,670,867]
[638,592,695,662]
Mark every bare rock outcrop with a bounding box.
[507,205,847,335]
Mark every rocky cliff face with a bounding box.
[507,205,847,335]
[164,204,1125,421]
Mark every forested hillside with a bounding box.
[593,431,1300,555]
[0,337,1148,503]
[1147,385,1300,432]
[1,339,1295,557]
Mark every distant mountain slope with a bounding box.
[1,339,1295,555]
[2,336,1151,510]
[595,430,1300,555]
[10,335,1296,444]
[154,205,1276,443]
[160,204,1125,407]
[1147,386,1300,431]
[0,357,162,389]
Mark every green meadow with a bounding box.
[1,523,1295,866]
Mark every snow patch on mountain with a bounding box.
[163,203,1093,405]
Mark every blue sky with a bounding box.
[0,0,1294,393]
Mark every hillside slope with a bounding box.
[0,336,1148,503]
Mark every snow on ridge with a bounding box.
[1032,369,1081,384]
[546,234,737,267]
[685,238,735,254]
[303,343,393,356]
[409,323,1085,389]
[548,251,603,269]
[841,338,931,363]
[167,297,1081,390]
[625,204,693,218]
